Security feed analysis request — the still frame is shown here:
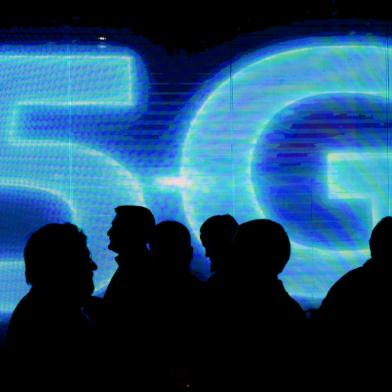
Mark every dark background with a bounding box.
[1,0,391,53]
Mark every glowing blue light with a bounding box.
[3,35,392,313]
[328,152,392,225]
[0,49,145,312]
[181,37,391,299]
[156,176,193,189]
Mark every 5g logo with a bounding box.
[1,37,391,310]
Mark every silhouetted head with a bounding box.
[369,216,392,263]
[24,223,97,303]
[150,220,193,275]
[200,214,238,273]
[231,219,290,277]
[107,205,155,256]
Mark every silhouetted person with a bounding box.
[101,205,156,388]
[151,220,195,278]
[5,223,98,384]
[103,205,155,310]
[221,219,304,328]
[207,219,305,390]
[149,220,204,390]
[314,216,392,382]
[200,214,238,291]
[318,216,392,326]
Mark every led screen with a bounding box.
[1,27,391,315]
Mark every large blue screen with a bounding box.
[1,29,391,313]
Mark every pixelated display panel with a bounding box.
[1,33,391,314]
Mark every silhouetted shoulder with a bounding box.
[318,257,391,326]
[6,292,35,349]
[7,292,97,372]
[323,265,365,299]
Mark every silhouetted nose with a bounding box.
[91,260,98,271]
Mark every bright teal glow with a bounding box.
[3,36,392,313]
[0,49,144,312]
[328,152,391,226]
[181,37,391,299]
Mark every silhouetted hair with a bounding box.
[154,220,191,245]
[114,205,155,243]
[200,214,238,245]
[369,216,392,260]
[231,219,290,275]
[151,220,193,271]
[24,223,87,285]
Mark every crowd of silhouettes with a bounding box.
[1,206,392,389]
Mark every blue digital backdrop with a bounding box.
[1,26,392,315]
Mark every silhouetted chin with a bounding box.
[88,281,95,295]
[80,284,95,303]
[107,241,118,253]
